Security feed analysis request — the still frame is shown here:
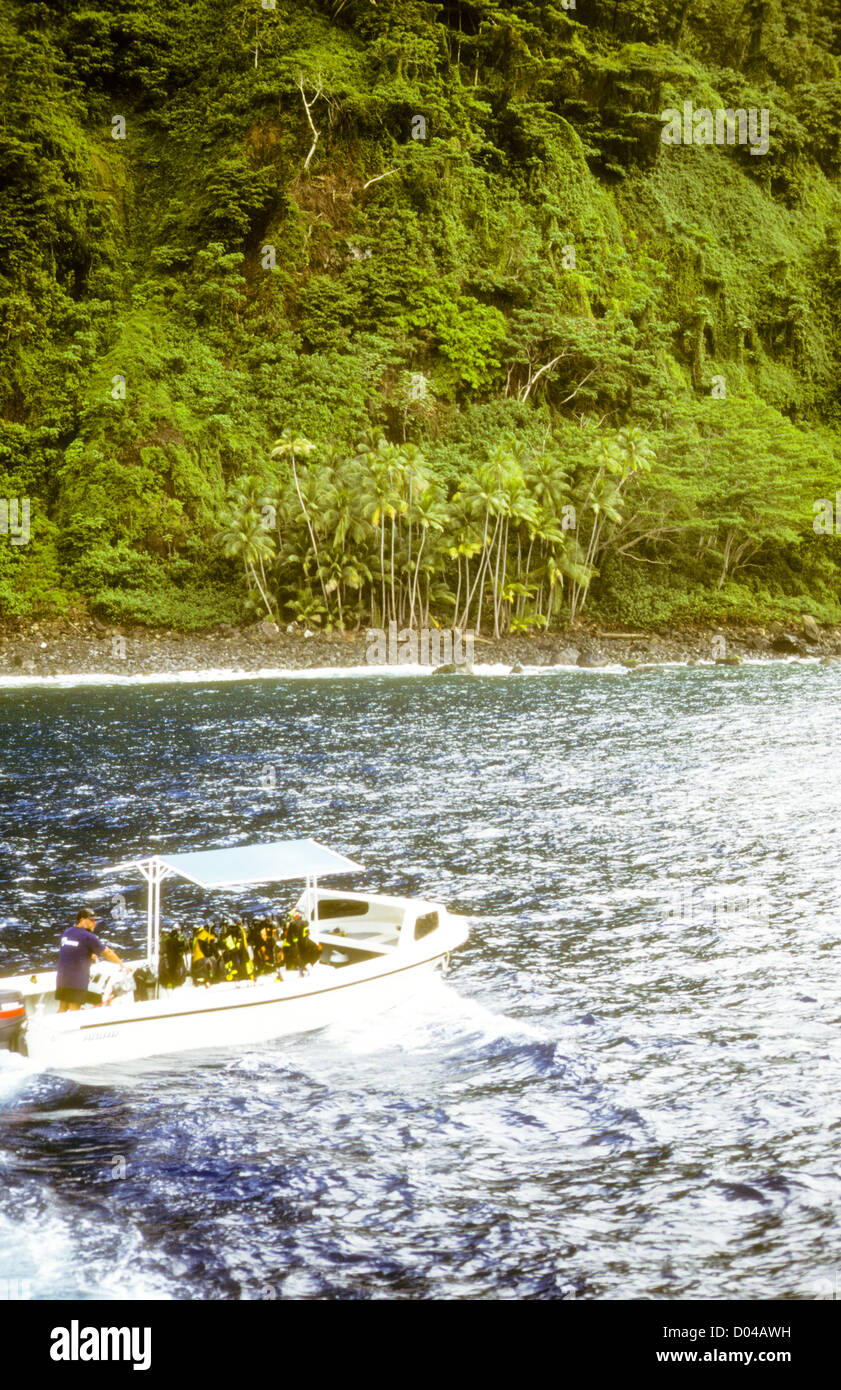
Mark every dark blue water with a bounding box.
[1,664,840,1299]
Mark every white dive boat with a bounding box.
[0,839,469,1070]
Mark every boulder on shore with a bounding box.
[553,646,580,665]
[770,633,803,655]
[801,614,821,643]
[577,652,606,668]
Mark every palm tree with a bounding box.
[399,443,428,622]
[408,484,447,628]
[382,443,407,625]
[216,508,277,619]
[321,549,371,629]
[447,532,482,631]
[270,431,330,610]
[567,426,656,620]
[356,437,394,625]
[453,459,506,632]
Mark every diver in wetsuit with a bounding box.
[249,919,277,976]
[191,925,219,986]
[281,908,321,976]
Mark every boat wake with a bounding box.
[0,1201,174,1299]
[0,1052,44,1097]
[319,972,545,1053]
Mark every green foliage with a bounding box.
[405,284,508,393]
[91,578,241,630]
[0,0,840,629]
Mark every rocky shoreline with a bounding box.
[1,614,839,680]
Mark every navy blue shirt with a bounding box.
[56,925,105,991]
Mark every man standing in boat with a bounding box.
[55,909,128,1012]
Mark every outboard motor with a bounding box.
[0,991,26,1052]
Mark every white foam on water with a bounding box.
[0,655,816,691]
[0,1204,174,1299]
[320,972,545,1056]
[0,660,508,689]
[0,663,417,690]
[0,1053,43,1099]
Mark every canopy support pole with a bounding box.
[152,857,162,990]
[138,860,153,963]
[98,842,362,987]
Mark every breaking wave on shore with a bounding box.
[0,654,824,691]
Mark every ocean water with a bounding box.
[0,662,840,1300]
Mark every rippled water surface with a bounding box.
[1,664,840,1300]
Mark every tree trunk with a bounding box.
[380,522,386,624]
[390,513,396,622]
[409,528,426,628]
[248,560,275,620]
[475,514,501,634]
[291,459,329,610]
[460,508,490,628]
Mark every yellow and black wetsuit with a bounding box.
[220,924,254,982]
[191,928,218,984]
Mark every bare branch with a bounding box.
[623,554,673,566]
[556,367,597,406]
[297,73,323,171]
[615,527,688,556]
[518,353,566,402]
[362,169,397,191]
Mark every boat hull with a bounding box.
[20,948,452,1071]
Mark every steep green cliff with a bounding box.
[1,0,840,631]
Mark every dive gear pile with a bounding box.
[132,910,322,997]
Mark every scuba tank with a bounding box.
[159,927,189,990]
[191,925,221,984]
[133,966,157,1002]
[235,921,254,981]
[248,918,276,976]
[299,920,321,970]
[282,908,318,974]
[219,920,254,982]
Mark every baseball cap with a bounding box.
[77,907,102,924]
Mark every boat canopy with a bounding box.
[102,839,363,888]
[100,839,364,971]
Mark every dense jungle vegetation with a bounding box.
[1,0,840,632]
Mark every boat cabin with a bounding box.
[298,888,443,964]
